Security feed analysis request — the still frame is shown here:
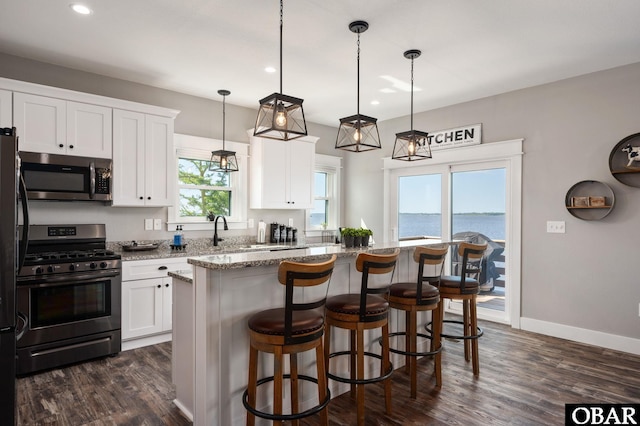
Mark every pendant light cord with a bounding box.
[410,55,414,132]
[222,94,226,149]
[279,0,283,94]
[356,31,360,116]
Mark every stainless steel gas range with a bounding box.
[16,224,121,375]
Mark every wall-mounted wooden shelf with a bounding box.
[565,180,615,220]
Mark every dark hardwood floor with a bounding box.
[17,318,640,425]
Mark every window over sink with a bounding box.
[170,134,248,230]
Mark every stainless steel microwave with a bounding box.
[19,152,112,201]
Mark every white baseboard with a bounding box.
[122,332,172,351]
[520,317,640,356]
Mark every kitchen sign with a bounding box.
[427,124,481,151]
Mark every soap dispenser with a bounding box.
[173,225,183,247]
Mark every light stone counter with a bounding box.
[173,239,447,425]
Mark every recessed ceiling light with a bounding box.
[70,4,92,15]
[264,66,276,73]
[371,100,380,105]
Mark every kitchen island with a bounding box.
[171,240,445,425]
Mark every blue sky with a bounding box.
[399,168,506,213]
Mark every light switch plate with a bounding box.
[546,221,565,233]
[144,218,153,231]
[153,219,162,230]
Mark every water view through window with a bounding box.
[398,169,506,240]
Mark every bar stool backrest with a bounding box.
[355,249,400,321]
[277,254,337,344]
[456,242,488,291]
[413,245,448,304]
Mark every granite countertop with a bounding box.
[168,269,193,284]
[188,239,447,271]
[109,237,313,262]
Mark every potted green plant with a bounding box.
[341,227,357,248]
[359,228,373,247]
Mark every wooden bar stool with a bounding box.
[243,254,337,426]
[386,245,448,398]
[428,242,487,376]
[323,249,400,426]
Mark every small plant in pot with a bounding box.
[341,227,357,248]
[359,228,373,247]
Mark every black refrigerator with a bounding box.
[0,127,29,425]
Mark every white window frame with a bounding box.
[306,154,342,235]
[169,133,248,231]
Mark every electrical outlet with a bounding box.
[546,221,565,233]
[144,218,153,231]
[153,219,162,230]
[638,302,640,317]
[248,218,254,228]
[288,218,293,227]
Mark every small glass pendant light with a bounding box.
[392,49,431,161]
[253,0,307,141]
[335,20,381,153]
[210,90,239,172]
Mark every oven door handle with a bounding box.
[18,270,121,286]
[16,311,29,341]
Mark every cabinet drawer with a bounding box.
[123,257,190,281]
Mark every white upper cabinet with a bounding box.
[249,135,317,209]
[14,92,112,158]
[112,109,174,207]
[0,90,12,128]
[66,101,112,158]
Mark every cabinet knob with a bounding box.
[69,145,74,149]
[139,196,143,200]
[147,197,151,200]
[59,144,64,148]
[165,283,170,287]
[157,284,161,288]
[158,266,168,270]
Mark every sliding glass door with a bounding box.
[386,140,522,326]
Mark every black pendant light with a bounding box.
[335,20,381,153]
[210,89,239,172]
[254,0,307,141]
[392,49,431,161]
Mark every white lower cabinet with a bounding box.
[121,257,189,350]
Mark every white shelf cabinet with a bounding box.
[112,109,174,206]
[249,135,317,209]
[121,257,190,348]
[13,92,112,158]
[0,89,12,128]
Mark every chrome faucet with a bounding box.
[213,215,228,246]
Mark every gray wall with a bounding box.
[0,52,341,242]
[344,61,640,341]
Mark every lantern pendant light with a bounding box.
[210,89,239,172]
[392,49,431,161]
[254,0,307,141]
[335,20,381,152]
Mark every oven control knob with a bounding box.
[69,264,76,271]
[35,267,43,274]
[100,261,108,269]
[47,266,54,273]
[90,262,97,269]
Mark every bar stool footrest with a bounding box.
[383,331,443,357]
[327,351,393,385]
[242,374,331,422]
[425,320,484,340]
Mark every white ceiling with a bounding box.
[2,0,640,127]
